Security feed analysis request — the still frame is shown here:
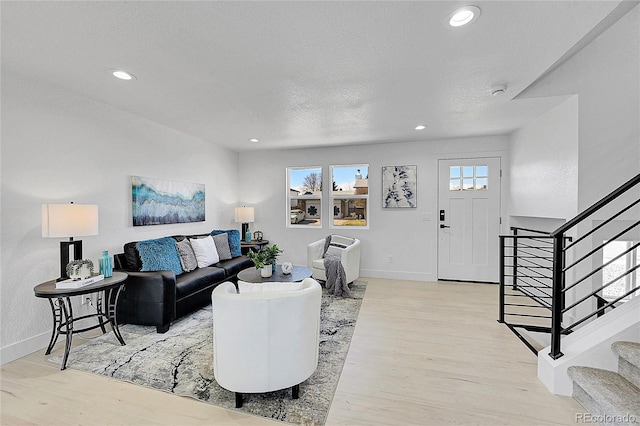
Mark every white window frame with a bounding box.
[286,166,323,228]
[329,164,369,230]
[602,240,639,302]
[449,164,488,191]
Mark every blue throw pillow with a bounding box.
[211,229,242,257]
[136,237,183,276]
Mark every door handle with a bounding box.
[440,224,450,229]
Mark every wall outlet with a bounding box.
[388,255,393,263]
[81,295,91,305]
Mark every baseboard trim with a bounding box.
[1,331,51,365]
[360,269,435,282]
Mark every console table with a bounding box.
[33,271,128,370]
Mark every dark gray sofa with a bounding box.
[114,232,252,333]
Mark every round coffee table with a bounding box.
[237,264,312,283]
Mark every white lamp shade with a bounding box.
[234,206,255,223]
[42,204,99,238]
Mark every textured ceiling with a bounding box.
[1,1,623,151]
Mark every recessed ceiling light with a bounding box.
[448,6,481,27]
[111,70,136,81]
[415,125,427,130]
[249,138,259,143]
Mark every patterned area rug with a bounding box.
[51,281,366,425]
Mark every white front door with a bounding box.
[438,158,501,282]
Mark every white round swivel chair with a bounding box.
[211,278,322,408]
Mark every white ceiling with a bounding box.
[1,1,623,151]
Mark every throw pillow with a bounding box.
[175,239,198,272]
[211,229,242,257]
[136,237,183,276]
[212,233,232,261]
[190,235,220,268]
[123,242,142,270]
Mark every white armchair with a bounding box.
[307,235,361,284]
[211,278,322,408]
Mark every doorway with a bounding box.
[437,158,501,283]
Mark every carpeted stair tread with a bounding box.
[612,341,640,369]
[612,341,640,389]
[567,366,640,419]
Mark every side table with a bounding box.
[241,239,269,255]
[33,271,128,370]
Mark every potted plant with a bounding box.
[247,248,271,277]
[247,244,283,277]
[263,244,283,272]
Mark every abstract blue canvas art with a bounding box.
[132,176,205,226]
[382,165,417,208]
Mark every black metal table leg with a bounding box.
[60,297,73,370]
[94,291,108,334]
[106,286,126,346]
[44,298,62,355]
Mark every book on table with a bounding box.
[56,274,105,289]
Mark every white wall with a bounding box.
[517,4,639,211]
[508,96,579,223]
[238,137,508,282]
[574,5,640,209]
[0,71,240,363]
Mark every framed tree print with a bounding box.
[382,165,417,208]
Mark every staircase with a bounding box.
[568,341,640,425]
[499,173,640,420]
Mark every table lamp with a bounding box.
[235,207,254,243]
[42,203,99,280]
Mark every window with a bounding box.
[602,240,639,301]
[450,165,488,191]
[330,164,369,228]
[287,167,322,227]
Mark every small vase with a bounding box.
[260,265,272,278]
[272,261,277,272]
[99,251,113,278]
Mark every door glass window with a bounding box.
[449,166,461,191]
[450,165,488,191]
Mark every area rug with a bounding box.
[51,281,366,425]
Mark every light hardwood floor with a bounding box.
[1,278,583,425]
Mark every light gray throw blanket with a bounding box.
[322,236,352,297]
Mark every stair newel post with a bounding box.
[498,235,505,323]
[550,232,565,359]
[512,228,518,290]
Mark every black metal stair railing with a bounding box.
[499,227,564,354]
[499,173,640,357]
[549,173,640,359]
